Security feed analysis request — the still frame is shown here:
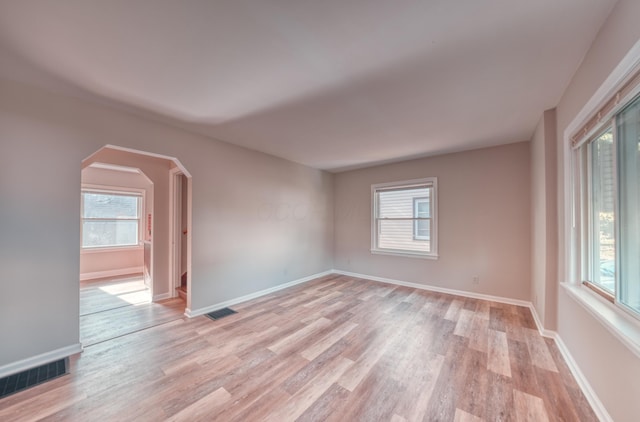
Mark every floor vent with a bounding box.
[0,359,68,399]
[205,307,237,320]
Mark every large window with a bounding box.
[371,178,437,258]
[81,191,142,249]
[580,94,640,316]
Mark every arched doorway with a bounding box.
[79,145,192,346]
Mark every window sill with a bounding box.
[81,245,143,254]
[370,249,438,260]
[561,282,640,358]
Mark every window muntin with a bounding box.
[581,94,640,317]
[81,191,142,248]
[372,178,437,258]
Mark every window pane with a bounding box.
[378,187,429,218]
[590,128,616,293]
[415,219,430,238]
[416,199,430,218]
[82,221,139,248]
[83,193,139,219]
[373,179,436,256]
[378,219,430,252]
[617,96,640,313]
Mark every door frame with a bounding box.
[169,167,184,296]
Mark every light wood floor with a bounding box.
[80,276,185,346]
[1,275,596,421]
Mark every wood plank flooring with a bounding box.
[80,276,185,346]
[0,275,597,421]
[80,276,151,316]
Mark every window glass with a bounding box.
[372,179,437,257]
[617,96,640,313]
[414,197,430,240]
[589,128,615,293]
[82,192,141,248]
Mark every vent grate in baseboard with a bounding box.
[205,307,237,320]
[0,358,68,399]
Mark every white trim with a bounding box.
[88,162,142,174]
[371,177,439,259]
[80,267,143,281]
[81,185,147,250]
[81,184,146,197]
[332,269,530,307]
[336,270,612,421]
[180,269,615,421]
[564,40,640,284]
[561,283,640,358]
[527,303,555,338]
[0,343,83,378]
[526,293,612,421]
[564,38,640,144]
[552,333,614,422]
[370,249,439,259]
[153,292,173,302]
[169,167,183,297]
[101,144,193,178]
[81,245,143,255]
[184,270,334,318]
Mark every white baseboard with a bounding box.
[153,292,172,302]
[527,303,556,338]
[552,334,613,422]
[0,343,83,378]
[183,267,611,421]
[332,269,531,308]
[184,270,334,318]
[513,293,612,421]
[80,267,143,281]
[337,269,611,421]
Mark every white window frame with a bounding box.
[413,197,430,241]
[81,185,145,251]
[563,39,640,358]
[584,125,617,296]
[371,177,438,259]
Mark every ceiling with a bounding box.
[0,0,617,171]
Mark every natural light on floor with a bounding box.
[97,278,151,306]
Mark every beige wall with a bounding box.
[530,109,557,330]
[334,142,531,300]
[0,78,334,368]
[554,0,640,420]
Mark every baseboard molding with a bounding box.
[519,296,612,421]
[0,343,83,378]
[153,292,173,302]
[527,304,556,338]
[332,269,531,308]
[183,267,611,420]
[335,270,612,420]
[184,270,334,318]
[552,334,613,422]
[80,267,143,281]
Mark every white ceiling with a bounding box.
[0,0,617,171]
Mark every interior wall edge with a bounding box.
[0,343,83,379]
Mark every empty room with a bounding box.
[1,1,639,421]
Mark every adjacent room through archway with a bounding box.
[79,146,192,346]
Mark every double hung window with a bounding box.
[81,191,142,249]
[371,178,438,258]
